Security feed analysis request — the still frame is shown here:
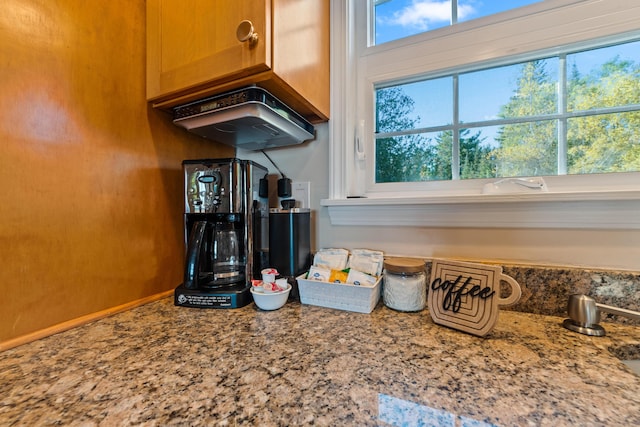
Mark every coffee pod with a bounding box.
[262,268,279,284]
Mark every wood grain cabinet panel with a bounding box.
[147,0,329,123]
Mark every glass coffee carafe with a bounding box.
[184,219,246,289]
[210,222,245,287]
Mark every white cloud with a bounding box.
[381,0,477,31]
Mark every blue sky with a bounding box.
[375,0,543,44]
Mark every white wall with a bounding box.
[239,123,640,272]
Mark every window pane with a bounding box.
[374,0,450,45]
[374,0,543,45]
[376,132,450,183]
[494,120,558,177]
[458,127,499,180]
[568,40,640,112]
[459,59,558,123]
[376,78,452,132]
[568,112,640,174]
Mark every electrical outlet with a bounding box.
[292,181,311,209]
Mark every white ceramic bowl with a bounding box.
[250,285,291,310]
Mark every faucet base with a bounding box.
[563,318,606,337]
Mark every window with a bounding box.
[324,0,640,229]
[375,41,640,184]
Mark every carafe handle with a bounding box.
[183,221,207,289]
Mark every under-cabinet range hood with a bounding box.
[172,86,315,151]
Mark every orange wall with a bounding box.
[0,0,233,343]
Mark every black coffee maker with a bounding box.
[175,158,269,308]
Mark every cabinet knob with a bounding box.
[236,20,259,46]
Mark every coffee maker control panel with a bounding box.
[188,171,222,212]
[183,160,243,214]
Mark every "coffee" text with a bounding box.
[430,275,495,313]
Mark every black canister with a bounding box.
[269,208,311,299]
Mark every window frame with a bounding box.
[323,0,640,229]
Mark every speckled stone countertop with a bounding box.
[1,297,639,426]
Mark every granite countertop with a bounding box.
[1,297,639,426]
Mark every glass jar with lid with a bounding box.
[383,257,427,312]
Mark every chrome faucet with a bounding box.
[563,294,640,337]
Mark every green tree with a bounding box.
[375,87,433,182]
[567,57,640,173]
[432,129,495,179]
[494,61,558,177]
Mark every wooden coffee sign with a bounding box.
[428,259,522,337]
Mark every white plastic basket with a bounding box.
[296,274,382,313]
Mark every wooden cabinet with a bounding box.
[146,0,329,123]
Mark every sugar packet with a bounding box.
[347,249,384,277]
[313,248,349,271]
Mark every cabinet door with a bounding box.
[147,0,270,101]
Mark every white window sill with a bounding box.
[321,190,640,229]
